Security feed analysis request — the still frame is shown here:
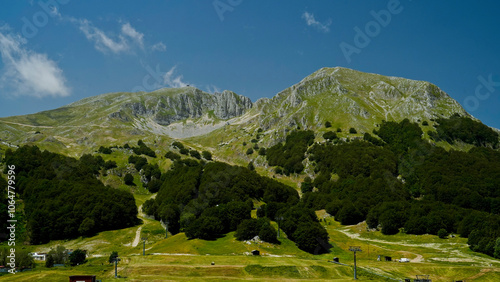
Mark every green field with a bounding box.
[3,200,500,281]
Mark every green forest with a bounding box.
[1,114,499,259]
[1,146,139,244]
[296,117,500,257]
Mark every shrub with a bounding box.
[258,148,266,156]
[190,150,201,159]
[124,173,135,185]
[323,131,337,141]
[235,219,260,241]
[69,249,87,266]
[165,151,181,161]
[438,228,448,239]
[202,151,212,160]
[259,221,279,244]
[109,251,118,263]
[325,121,332,128]
[349,128,357,134]
[246,148,254,155]
[248,162,255,171]
[45,255,54,268]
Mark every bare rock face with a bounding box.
[116,88,253,125]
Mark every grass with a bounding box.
[5,205,500,281]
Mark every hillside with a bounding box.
[1,67,500,281]
[0,67,471,158]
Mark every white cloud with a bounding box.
[302,12,331,33]
[121,22,144,49]
[163,66,191,88]
[151,42,166,52]
[78,19,129,54]
[75,19,145,54]
[0,30,70,98]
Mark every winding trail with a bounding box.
[336,226,498,265]
[132,226,142,247]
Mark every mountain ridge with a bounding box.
[0,67,480,155]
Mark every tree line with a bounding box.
[2,145,139,244]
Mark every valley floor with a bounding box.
[2,198,500,281]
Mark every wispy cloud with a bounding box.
[121,22,144,49]
[0,29,70,98]
[302,12,331,33]
[163,66,191,88]
[151,42,166,52]
[75,19,145,54]
[78,19,129,54]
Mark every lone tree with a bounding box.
[109,251,119,264]
[69,249,87,266]
[202,150,212,160]
[45,255,55,268]
[438,228,448,239]
[124,173,135,186]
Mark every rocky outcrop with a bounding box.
[110,88,253,126]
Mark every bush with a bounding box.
[258,148,266,156]
[124,173,135,185]
[438,228,448,239]
[185,216,223,240]
[179,148,189,155]
[325,121,332,128]
[323,131,337,141]
[109,251,119,263]
[292,222,329,254]
[235,219,260,241]
[69,249,87,266]
[246,148,254,155]
[172,141,185,150]
[422,120,429,126]
[259,221,279,244]
[190,150,201,159]
[202,151,212,160]
[248,162,255,171]
[349,128,357,134]
[337,128,342,132]
[98,146,112,154]
[104,160,117,170]
[165,151,181,161]
[45,255,54,268]
[301,176,313,194]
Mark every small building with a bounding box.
[384,256,392,262]
[251,250,260,256]
[30,252,47,261]
[332,257,339,263]
[69,275,96,282]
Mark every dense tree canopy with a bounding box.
[3,146,138,244]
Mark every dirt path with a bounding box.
[336,227,498,265]
[132,226,142,247]
[466,268,497,280]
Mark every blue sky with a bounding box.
[1,0,500,128]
